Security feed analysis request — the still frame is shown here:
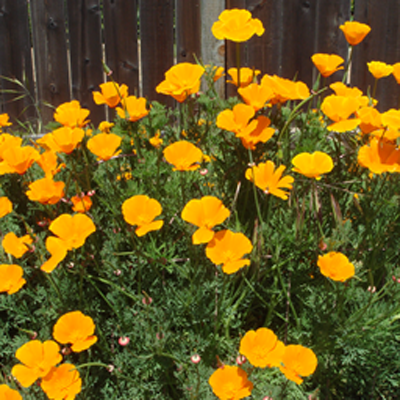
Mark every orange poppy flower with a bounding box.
[329,82,370,108]
[206,230,253,274]
[356,106,382,134]
[53,311,98,352]
[238,116,275,150]
[339,21,371,46]
[357,137,400,174]
[0,145,40,175]
[311,54,345,77]
[207,65,225,82]
[211,8,264,42]
[71,194,92,213]
[41,363,81,400]
[0,196,12,218]
[0,134,22,161]
[98,121,114,133]
[36,151,65,178]
[11,340,62,388]
[54,100,90,128]
[216,104,257,137]
[163,140,203,171]
[0,264,26,295]
[40,237,68,273]
[261,74,310,104]
[238,82,274,111]
[2,233,32,259]
[240,327,285,368]
[181,196,230,244]
[208,365,253,400]
[320,95,360,132]
[156,63,205,102]
[392,63,400,84]
[38,127,85,155]
[122,195,164,237]
[0,384,22,400]
[227,67,261,88]
[279,344,318,385]
[245,161,294,200]
[149,131,163,148]
[317,252,355,282]
[292,151,334,179]
[87,133,122,161]
[367,61,393,79]
[93,81,128,108]
[116,96,149,122]
[0,113,12,129]
[26,177,65,205]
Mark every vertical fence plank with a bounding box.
[103,0,139,98]
[140,0,174,106]
[30,0,70,125]
[0,0,34,124]
[67,0,105,126]
[352,0,400,111]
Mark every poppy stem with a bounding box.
[342,45,353,84]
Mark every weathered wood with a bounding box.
[103,0,139,98]
[140,0,174,106]
[67,0,105,126]
[0,0,34,124]
[30,0,70,125]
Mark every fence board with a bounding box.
[0,0,34,124]
[67,0,105,126]
[140,0,174,106]
[103,0,139,99]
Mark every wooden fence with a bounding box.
[1,0,400,128]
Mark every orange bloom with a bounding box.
[238,82,274,111]
[40,237,68,273]
[356,107,382,134]
[367,61,393,79]
[54,100,90,128]
[0,145,39,175]
[2,233,32,259]
[206,230,253,274]
[11,340,62,388]
[279,345,318,384]
[0,134,22,161]
[238,116,275,150]
[156,63,205,102]
[311,54,344,77]
[0,384,22,400]
[53,311,97,352]
[339,21,371,46]
[227,67,261,88]
[87,133,122,161]
[292,151,334,179]
[42,127,85,154]
[163,140,203,171]
[0,113,12,129]
[116,96,149,122]
[208,65,225,82]
[216,104,257,137]
[392,62,400,84]
[208,365,253,400]
[240,327,285,368]
[0,196,12,218]
[329,82,370,108]
[98,121,114,133]
[26,177,65,205]
[245,161,294,200]
[36,151,65,178]
[211,8,264,42]
[320,95,360,132]
[122,195,164,236]
[93,81,128,108]
[71,195,92,213]
[149,131,163,148]
[261,74,310,104]
[181,196,230,244]
[0,264,26,295]
[41,363,81,400]
[317,252,355,282]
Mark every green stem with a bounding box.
[342,45,354,84]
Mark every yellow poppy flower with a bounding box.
[54,100,90,128]
[93,81,128,108]
[0,264,26,295]
[2,232,32,259]
[87,133,122,161]
[116,96,149,122]
[0,196,12,218]
[227,67,260,88]
[339,21,371,46]
[317,251,355,282]
[292,151,334,179]
[163,140,203,171]
[367,61,393,79]
[0,384,22,400]
[26,177,65,205]
[311,53,344,77]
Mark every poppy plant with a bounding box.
[211,8,265,42]
[11,340,62,388]
[41,363,82,400]
[317,252,355,282]
[292,151,334,179]
[367,61,393,79]
[181,196,230,244]
[206,229,253,274]
[116,95,149,122]
[239,327,285,368]
[87,133,122,161]
[208,365,253,400]
[226,67,261,88]
[0,264,26,295]
[0,196,12,218]
[26,177,65,205]
[53,311,98,352]
[339,21,371,46]
[2,232,32,259]
[54,100,90,128]
[216,104,257,137]
[122,195,164,237]
[163,140,203,171]
[156,63,205,102]
[245,160,294,200]
[93,81,128,108]
[71,194,93,213]
[0,384,22,400]
[311,53,345,77]
[279,344,318,384]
